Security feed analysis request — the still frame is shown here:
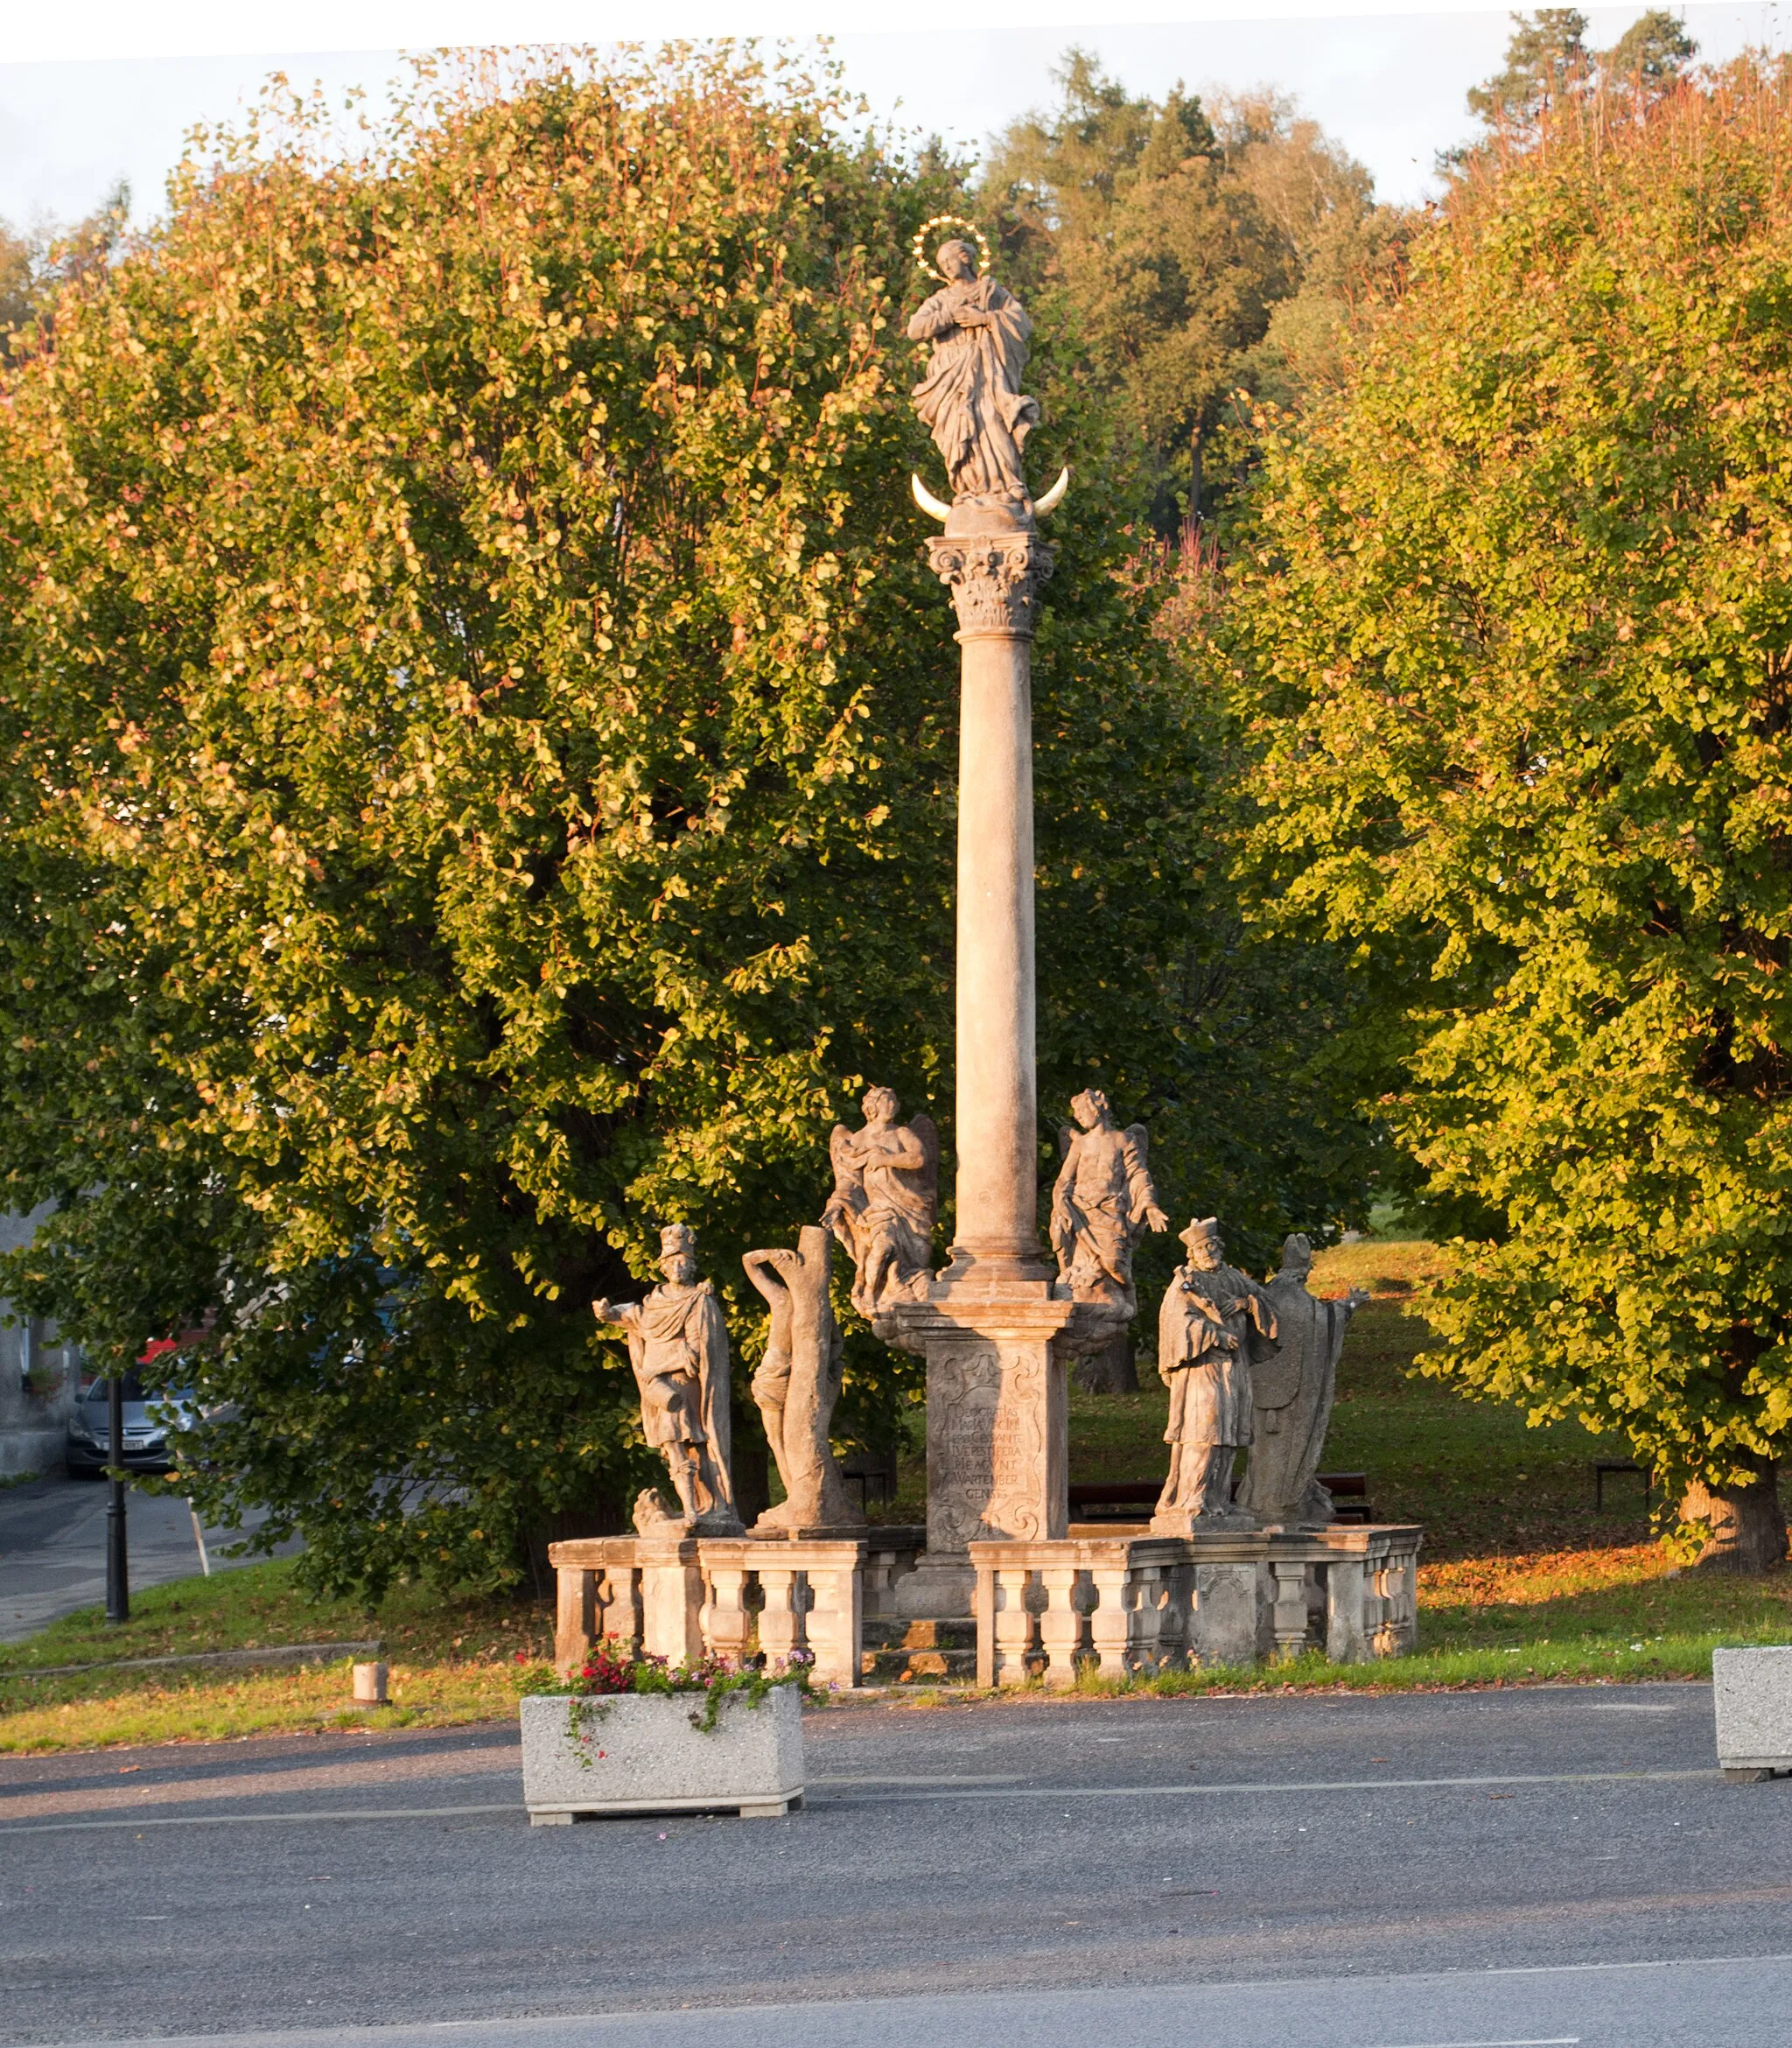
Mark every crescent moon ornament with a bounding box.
[1034,466,1071,518]
[911,473,952,523]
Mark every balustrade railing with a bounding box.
[548,1522,1419,1694]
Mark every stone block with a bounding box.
[1192,1561,1265,1668]
[860,1617,976,1684]
[520,1685,804,1820]
[1713,1645,1792,1774]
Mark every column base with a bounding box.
[876,1282,1119,1560]
[892,1552,978,1619]
[1150,1508,1261,1539]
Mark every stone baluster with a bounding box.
[990,1565,1034,1687]
[1155,1556,1194,1673]
[1376,1548,1400,1663]
[1086,1558,1132,1680]
[1325,1554,1369,1664]
[1371,1538,1415,1657]
[700,1542,754,1665]
[1037,1561,1082,1689]
[598,1562,644,1655]
[862,1549,896,1620]
[1270,1561,1311,1661]
[756,1556,806,1670]
[1127,1557,1168,1673]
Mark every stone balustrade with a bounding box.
[550,1522,1418,1694]
[970,1525,1422,1687]
[549,1527,926,1691]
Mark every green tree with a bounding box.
[0,47,1375,1593]
[1460,9,1697,148]
[976,53,1399,529]
[1217,56,1792,1570]
[1466,8,1591,128]
[0,180,131,340]
[1604,11,1698,95]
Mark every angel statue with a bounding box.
[1049,1089,1170,1317]
[906,229,1041,516]
[823,1086,939,1318]
[592,1223,743,1535]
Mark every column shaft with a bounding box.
[953,630,1042,1275]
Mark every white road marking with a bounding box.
[0,1765,1720,1835]
[808,1773,1026,1785]
[0,1802,521,1834]
[817,1767,1707,1805]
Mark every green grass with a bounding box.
[0,1554,553,1678]
[0,1558,557,1752]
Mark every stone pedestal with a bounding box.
[878,1285,1116,1617]
[637,1536,706,1666]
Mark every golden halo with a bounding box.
[912,214,991,284]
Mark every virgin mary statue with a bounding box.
[907,239,1040,514]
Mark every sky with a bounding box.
[1,3,1786,232]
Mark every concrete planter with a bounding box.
[520,1684,805,1823]
[1713,1645,1792,1781]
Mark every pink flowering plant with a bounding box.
[524,1643,814,1752]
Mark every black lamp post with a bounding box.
[105,1371,129,1625]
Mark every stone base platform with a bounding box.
[861,1617,976,1686]
[548,1520,1422,1694]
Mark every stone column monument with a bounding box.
[878,221,1110,1614]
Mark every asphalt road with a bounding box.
[0,1478,298,1641]
[4,1681,1789,2046]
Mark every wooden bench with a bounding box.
[1068,1474,1375,1524]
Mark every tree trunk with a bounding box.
[1074,1331,1138,1396]
[1681,1460,1788,1574]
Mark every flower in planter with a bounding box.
[528,1642,813,1749]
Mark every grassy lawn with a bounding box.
[6,1234,1789,1750]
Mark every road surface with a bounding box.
[4,1680,1788,2045]
[0,1477,296,1641]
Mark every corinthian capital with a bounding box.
[927,534,1055,639]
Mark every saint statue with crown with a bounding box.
[593,1223,742,1535]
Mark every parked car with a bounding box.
[66,1371,200,1476]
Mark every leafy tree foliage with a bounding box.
[0,181,131,340]
[976,53,1404,529]
[1463,9,1696,139]
[0,48,1374,1593]
[1218,58,1792,1568]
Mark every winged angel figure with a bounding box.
[823,1087,939,1318]
[1049,1089,1170,1316]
